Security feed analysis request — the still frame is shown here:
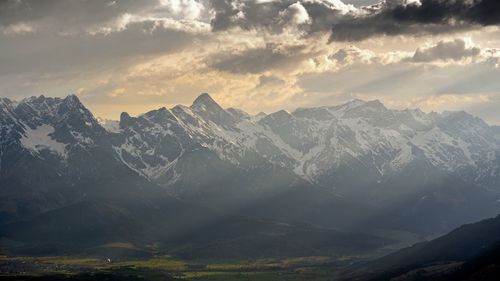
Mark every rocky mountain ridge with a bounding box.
[1,93,500,237]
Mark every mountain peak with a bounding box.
[142,106,178,124]
[119,112,133,127]
[21,94,84,110]
[64,94,80,103]
[191,93,219,109]
[340,99,388,113]
[22,95,48,104]
[329,99,367,113]
[61,94,84,109]
[190,93,236,126]
[350,98,366,104]
[364,99,387,109]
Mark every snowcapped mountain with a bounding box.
[2,94,500,197]
[1,93,500,235]
[103,94,500,200]
[0,95,161,223]
[3,95,106,156]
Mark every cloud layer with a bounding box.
[1,0,500,124]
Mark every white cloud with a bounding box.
[108,87,126,98]
[1,22,36,35]
[310,0,358,14]
[159,0,205,20]
[279,2,311,26]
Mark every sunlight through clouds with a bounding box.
[0,0,499,123]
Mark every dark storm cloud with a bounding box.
[330,0,500,41]
[207,0,500,41]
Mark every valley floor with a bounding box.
[0,255,359,281]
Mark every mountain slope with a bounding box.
[344,214,500,281]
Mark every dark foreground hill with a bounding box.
[343,214,500,281]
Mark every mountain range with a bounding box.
[1,93,500,258]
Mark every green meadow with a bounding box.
[0,255,353,281]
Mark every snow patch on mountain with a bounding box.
[20,124,67,156]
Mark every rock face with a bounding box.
[1,93,500,236]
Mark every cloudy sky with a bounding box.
[1,0,500,124]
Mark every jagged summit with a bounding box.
[190,93,235,126]
[12,94,97,130]
[329,98,366,110]
[20,94,81,104]
[21,95,45,103]
[62,94,82,107]
[191,93,220,109]
[363,99,385,108]
[343,98,367,106]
